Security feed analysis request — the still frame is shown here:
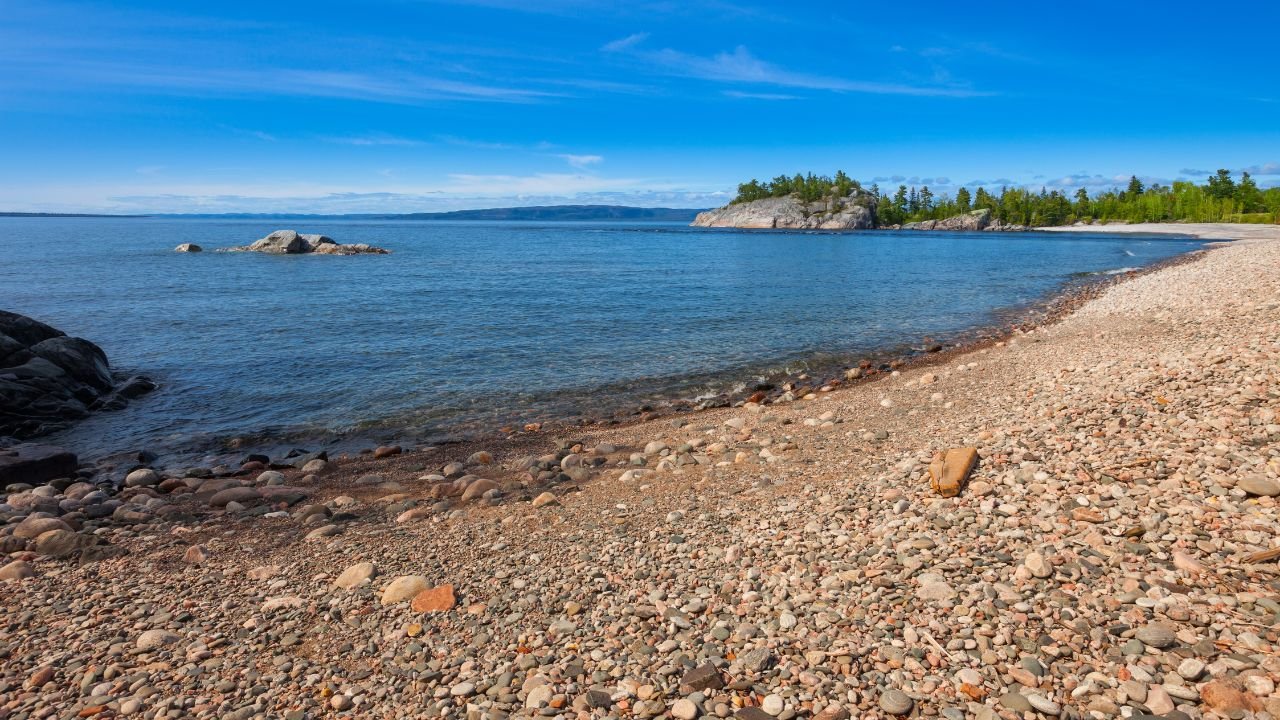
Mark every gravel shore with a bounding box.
[3,223,1279,720]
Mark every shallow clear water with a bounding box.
[0,217,1200,459]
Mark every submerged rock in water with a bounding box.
[0,310,156,439]
[224,229,389,255]
[174,243,202,252]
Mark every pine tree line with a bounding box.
[731,169,1280,227]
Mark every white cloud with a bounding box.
[637,45,991,97]
[8,58,559,105]
[435,135,516,150]
[321,133,425,146]
[1242,162,1280,175]
[601,32,649,52]
[558,154,604,169]
[1,173,728,214]
[722,90,798,100]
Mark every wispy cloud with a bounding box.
[1242,162,1280,175]
[6,57,560,105]
[722,90,798,100]
[218,125,278,142]
[322,133,425,147]
[601,32,649,52]
[630,45,990,97]
[558,154,603,169]
[64,174,728,213]
[436,135,516,150]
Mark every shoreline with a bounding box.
[61,228,1212,472]
[3,223,1279,719]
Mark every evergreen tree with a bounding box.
[918,186,934,213]
[1236,172,1262,212]
[955,187,971,213]
[1207,169,1235,199]
[1074,187,1090,217]
[974,187,996,211]
[1123,175,1145,200]
[893,185,908,214]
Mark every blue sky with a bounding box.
[2,0,1278,213]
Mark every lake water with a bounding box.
[0,217,1201,461]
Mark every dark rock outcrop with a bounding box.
[0,444,78,489]
[0,310,155,439]
[692,192,877,230]
[224,229,389,255]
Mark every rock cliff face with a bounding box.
[900,208,1028,232]
[0,311,155,439]
[224,230,390,255]
[691,193,877,230]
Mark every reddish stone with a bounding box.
[411,584,456,613]
[1200,681,1261,714]
[373,445,402,459]
[27,666,54,689]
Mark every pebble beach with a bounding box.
[2,223,1279,720]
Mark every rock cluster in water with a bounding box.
[0,311,155,439]
[692,193,877,230]
[223,229,389,255]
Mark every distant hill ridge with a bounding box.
[0,205,704,221]
[399,205,702,221]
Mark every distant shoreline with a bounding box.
[0,204,705,222]
[0,212,148,218]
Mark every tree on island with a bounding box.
[728,168,1280,227]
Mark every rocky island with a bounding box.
[695,168,1279,231]
[692,191,877,230]
[222,229,389,255]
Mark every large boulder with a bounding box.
[247,230,308,254]
[227,230,388,255]
[0,311,154,438]
[692,193,877,230]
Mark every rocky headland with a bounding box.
[692,193,877,230]
[2,224,1279,719]
[223,230,390,255]
[0,311,155,440]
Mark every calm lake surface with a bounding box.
[0,217,1201,460]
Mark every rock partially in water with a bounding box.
[224,229,389,255]
[0,444,78,489]
[174,243,202,252]
[902,208,1028,232]
[0,310,155,438]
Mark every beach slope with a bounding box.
[2,224,1279,718]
